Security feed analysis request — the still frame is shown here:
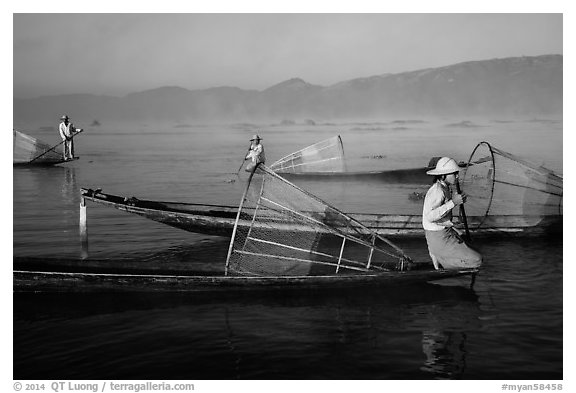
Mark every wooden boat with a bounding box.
[80,188,562,238]
[276,167,432,184]
[269,136,464,184]
[14,157,80,167]
[13,267,477,293]
[13,129,81,166]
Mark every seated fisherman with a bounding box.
[245,134,266,172]
[422,156,482,270]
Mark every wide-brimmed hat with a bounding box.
[60,115,69,120]
[250,134,262,141]
[426,157,461,175]
[426,156,442,170]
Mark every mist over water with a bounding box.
[13,117,562,379]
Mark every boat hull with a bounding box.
[13,268,477,293]
[277,167,430,184]
[14,157,80,167]
[80,188,563,238]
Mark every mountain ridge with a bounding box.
[14,54,562,126]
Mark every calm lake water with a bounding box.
[13,118,563,380]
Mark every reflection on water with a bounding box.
[415,290,482,379]
[61,167,77,202]
[14,283,481,379]
[421,330,467,379]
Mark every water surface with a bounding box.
[13,119,563,379]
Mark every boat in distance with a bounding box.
[274,166,452,184]
[80,188,562,238]
[13,129,82,166]
[268,135,465,184]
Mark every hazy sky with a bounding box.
[13,13,562,99]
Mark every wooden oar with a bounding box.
[455,177,471,242]
[235,147,251,174]
[28,128,85,164]
[227,144,252,183]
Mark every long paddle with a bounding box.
[455,177,471,242]
[28,128,85,163]
[227,144,252,183]
[458,177,477,290]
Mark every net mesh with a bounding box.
[460,142,563,229]
[13,130,62,163]
[225,165,411,276]
[269,136,346,173]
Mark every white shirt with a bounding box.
[422,180,456,231]
[59,122,74,140]
[246,143,266,164]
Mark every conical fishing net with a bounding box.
[460,141,562,230]
[225,165,411,276]
[13,130,62,163]
[269,135,347,173]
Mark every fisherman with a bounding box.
[245,134,266,172]
[422,157,482,270]
[58,115,82,161]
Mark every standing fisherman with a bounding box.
[245,134,266,172]
[422,157,482,270]
[59,115,82,161]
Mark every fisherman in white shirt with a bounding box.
[58,115,82,161]
[245,134,266,172]
[422,157,482,270]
